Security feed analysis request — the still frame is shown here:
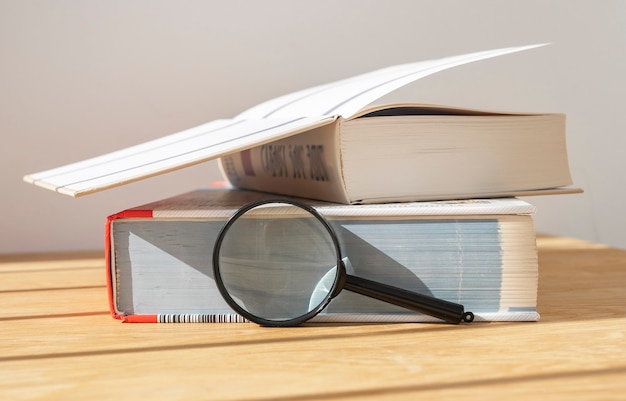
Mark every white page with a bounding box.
[236,44,547,119]
[25,116,335,196]
[24,44,547,197]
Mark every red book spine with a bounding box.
[121,314,158,323]
[104,209,153,321]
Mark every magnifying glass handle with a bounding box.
[344,274,473,324]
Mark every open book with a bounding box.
[23,44,577,203]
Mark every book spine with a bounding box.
[121,314,158,323]
[219,120,351,203]
[105,209,154,321]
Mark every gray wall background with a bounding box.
[2,1,625,253]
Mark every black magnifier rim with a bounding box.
[212,198,344,327]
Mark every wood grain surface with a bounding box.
[1,236,624,401]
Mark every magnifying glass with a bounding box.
[212,199,475,327]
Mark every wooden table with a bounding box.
[1,236,625,400]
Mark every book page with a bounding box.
[24,116,335,197]
[236,44,546,120]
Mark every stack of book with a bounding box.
[24,44,579,323]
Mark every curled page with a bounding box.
[236,44,547,120]
[25,116,336,197]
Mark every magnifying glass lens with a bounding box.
[214,202,341,325]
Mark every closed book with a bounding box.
[106,188,540,323]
